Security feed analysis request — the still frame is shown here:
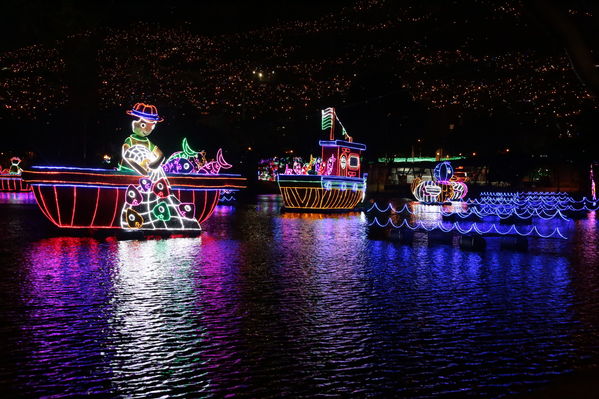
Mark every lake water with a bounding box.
[1,193,598,397]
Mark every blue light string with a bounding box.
[366,202,572,220]
[468,198,599,211]
[219,194,236,203]
[367,217,567,239]
[479,191,573,198]
[474,202,599,212]
[471,196,595,206]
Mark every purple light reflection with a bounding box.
[0,191,36,204]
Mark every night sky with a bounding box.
[0,0,597,170]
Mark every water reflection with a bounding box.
[17,237,115,396]
[0,198,598,397]
[0,192,36,204]
[109,238,210,396]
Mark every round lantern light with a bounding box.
[433,161,453,182]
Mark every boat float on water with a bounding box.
[21,166,244,229]
[277,107,367,211]
[22,103,246,232]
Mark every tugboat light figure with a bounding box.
[277,107,367,211]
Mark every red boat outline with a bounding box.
[22,167,246,229]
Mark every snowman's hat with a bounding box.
[126,103,164,122]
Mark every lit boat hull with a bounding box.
[0,175,31,192]
[277,175,366,211]
[21,167,246,229]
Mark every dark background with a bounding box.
[0,0,597,179]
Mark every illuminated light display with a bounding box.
[22,168,245,229]
[198,149,232,174]
[219,193,237,203]
[9,157,23,175]
[450,181,468,200]
[322,107,352,141]
[0,175,31,192]
[22,104,246,230]
[118,105,203,231]
[325,154,336,176]
[475,192,575,203]
[277,107,367,211]
[278,175,367,210]
[257,156,318,181]
[218,188,239,204]
[467,192,588,211]
[410,177,422,194]
[412,161,467,203]
[438,181,454,202]
[0,157,31,192]
[433,161,453,182]
[125,208,143,228]
[378,156,466,163]
[366,196,572,245]
[414,181,441,203]
[476,191,574,200]
[126,102,164,122]
[119,177,201,231]
[163,138,207,174]
[367,216,567,239]
[368,203,572,221]
[474,201,599,213]
[321,107,334,133]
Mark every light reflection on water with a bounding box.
[0,197,598,397]
[0,191,36,204]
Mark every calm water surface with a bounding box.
[1,193,599,397]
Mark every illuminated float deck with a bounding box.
[22,166,245,229]
[277,108,367,211]
[0,157,30,192]
[0,175,30,192]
